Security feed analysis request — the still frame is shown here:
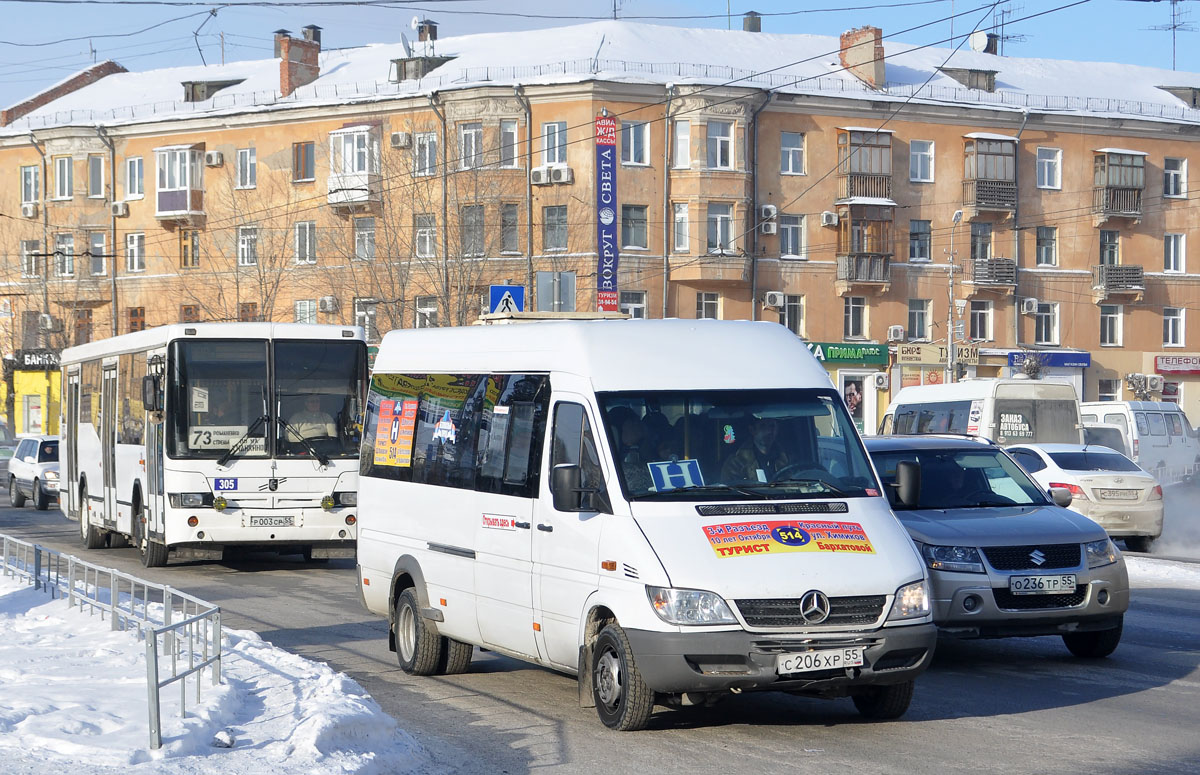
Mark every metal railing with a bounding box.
[963,179,1017,210]
[836,253,892,283]
[970,257,1017,285]
[837,173,892,200]
[0,534,221,750]
[1092,186,1143,217]
[1092,264,1145,291]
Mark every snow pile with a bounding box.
[1126,556,1200,591]
[0,573,426,775]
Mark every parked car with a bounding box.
[865,435,1128,658]
[8,435,60,510]
[1079,400,1200,484]
[1006,443,1162,553]
[0,421,16,480]
[1083,423,1130,457]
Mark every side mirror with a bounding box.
[895,460,922,508]
[552,463,584,512]
[1049,487,1073,508]
[141,375,161,412]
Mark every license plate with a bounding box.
[1009,574,1076,595]
[249,516,294,527]
[1097,488,1138,501]
[776,647,865,675]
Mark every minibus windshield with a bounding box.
[597,388,879,501]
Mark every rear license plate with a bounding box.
[249,516,294,527]
[776,647,865,675]
[1097,488,1138,500]
[1009,574,1076,595]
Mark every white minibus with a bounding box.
[879,378,1084,446]
[357,319,935,730]
[60,323,367,566]
[1080,400,1200,482]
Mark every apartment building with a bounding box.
[3,16,1200,428]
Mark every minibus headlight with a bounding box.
[887,580,931,621]
[1085,538,1120,569]
[169,492,213,508]
[646,586,737,625]
[920,543,985,573]
[335,491,357,507]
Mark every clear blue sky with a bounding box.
[0,0,1190,111]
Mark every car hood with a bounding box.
[896,503,1108,545]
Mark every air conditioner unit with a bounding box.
[318,296,339,314]
[38,313,62,333]
[530,166,551,185]
[1020,297,1039,315]
[203,151,223,167]
[763,290,786,308]
[550,165,574,184]
[20,203,37,219]
[873,372,890,391]
[390,131,412,149]
[1147,374,1165,392]
[887,324,905,342]
[761,221,777,235]
[760,204,777,220]
[820,210,839,227]
[111,201,129,218]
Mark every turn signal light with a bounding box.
[345,515,356,525]
[601,560,617,571]
[187,516,199,527]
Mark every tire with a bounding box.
[394,588,443,676]
[852,680,915,720]
[591,624,655,731]
[1063,617,1123,658]
[439,638,474,675]
[9,476,26,508]
[32,480,49,511]
[79,485,105,550]
[1124,535,1154,553]
[133,496,168,568]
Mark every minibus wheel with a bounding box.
[439,638,473,675]
[591,624,654,731]
[851,680,914,720]
[394,588,442,675]
[79,484,105,550]
[1062,616,1123,658]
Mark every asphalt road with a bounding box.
[3,504,1199,775]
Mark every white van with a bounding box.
[356,319,935,730]
[879,378,1084,446]
[1079,401,1200,482]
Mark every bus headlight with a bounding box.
[887,580,931,621]
[335,491,357,507]
[646,586,737,625]
[169,492,213,508]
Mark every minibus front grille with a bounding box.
[982,544,1081,571]
[695,502,849,517]
[735,595,886,628]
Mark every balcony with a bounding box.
[155,188,204,223]
[669,254,751,284]
[837,173,892,201]
[328,172,382,211]
[963,179,1016,216]
[966,257,1017,296]
[1092,187,1142,225]
[835,253,891,296]
[1092,264,1145,303]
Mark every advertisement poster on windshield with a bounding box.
[702,520,875,558]
[373,398,418,467]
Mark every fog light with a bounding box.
[338,529,347,538]
[213,495,227,512]
[321,495,335,511]
[197,531,205,539]
[1097,588,1109,605]
[345,514,356,525]
[187,516,199,527]
[963,594,980,612]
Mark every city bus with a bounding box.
[59,323,367,567]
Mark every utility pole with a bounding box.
[946,210,963,383]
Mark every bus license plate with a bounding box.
[776,647,864,675]
[214,478,238,491]
[1009,574,1076,595]
[249,516,294,528]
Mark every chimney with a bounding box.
[278,26,321,97]
[418,18,438,42]
[743,11,761,33]
[839,26,886,90]
[1,60,126,126]
[984,32,1000,55]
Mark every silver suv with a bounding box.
[9,435,59,510]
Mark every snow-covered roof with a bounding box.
[964,132,1020,140]
[1095,147,1150,155]
[839,126,895,133]
[7,20,1200,134]
[839,197,898,206]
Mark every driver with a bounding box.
[721,417,791,483]
[287,394,336,440]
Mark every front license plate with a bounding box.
[776,647,865,675]
[1009,574,1076,595]
[249,516,294,528]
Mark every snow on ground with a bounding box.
[0,572,427,775]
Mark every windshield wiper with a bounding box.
[277,416,331,467]
[217,414,268,468]
[636,483,769,500]
[753,478,850,495]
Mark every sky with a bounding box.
[0,0,1195,113]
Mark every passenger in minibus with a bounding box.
[721,416,792,483]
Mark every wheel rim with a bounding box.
[80,491,89,538]
[594,647,624,710]
[398,602,417,661]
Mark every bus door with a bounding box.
[145,354,166,535]
[100,363,119,529]
[65,369,81,518]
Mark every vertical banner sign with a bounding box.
[595,115,619,311]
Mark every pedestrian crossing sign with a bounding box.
[489,285,525,314]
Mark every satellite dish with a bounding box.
[968,30,989,52]
[410,15,420,31]
[400,32,412,58]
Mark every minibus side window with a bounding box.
[551,402,609,511]
[1148,413,1166,436]
[477,374,550,498]
[1134,412,1149,436]
[1167,413,1183,437]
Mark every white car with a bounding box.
[1006,443,1162,553]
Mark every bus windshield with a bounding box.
[275,340,366,459]
[168,339,270,459]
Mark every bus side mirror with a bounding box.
[142,375,161,412]
[1049,487,1073,508]
[552,463,583,512]
[896,460,921,508]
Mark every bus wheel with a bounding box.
[133,498,167,568]
[394,588,442,676]
[9,476,26,508]
[79,485,105,550]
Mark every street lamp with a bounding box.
[947,209,963,382]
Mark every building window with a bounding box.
[87,155,104,198]
[844,296,866,339]
[1165,233,1185,273]
[125,157,143,198]
[780,215,805,258]
[1164,307,1185,347]
[783,294,804,336]
[500,119,520,168]
[1098,378,1120,401]
[838,130,892,175]
[621,120,649,165]
[461,205,485,256]
[909,220,931,261]
[415,214,436,258]
[970,222,992,261]
[1100,304,1122,346]
[706,202,733,254]
[909,140,934,182]
[672,120,690,168]
[73,309,93,346]
[236,147,257,188]
[295,221,316,264]
[292,141,315,181]
[414,132,437,176]
[908,299,930,341]
[179,229,200,269]
[706,120,733,169]
[619,290,647,319]
[331,128,378,175]
[696,291,720,320]
[542,121,566,165]
[781,132,805,175]
[1036,147,1062,189]
[1036,226,1058,266]
[238,226,258,266]
[20,166,39,203]
[1034,302,1059,345]
[1100,230,1120,265]
[125,233,145,272]
[53,156,72,199]
[355,298,378,342]
[128,307,145,333]
[621,205,648,249]
[88,232,105,276]
[295,299,317,324]
[238,302,259,322]
[459,122,483,169]
[415,295,438,328]
[970,300,993,341]
[501,203,520,254]
[180,304,200,323]
[543,205,567,251]
[672,203,689,252]
[1164,157,1187,197]
[20,240,39,277]
[54,233,74,276]
[155,147,201,195]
